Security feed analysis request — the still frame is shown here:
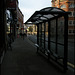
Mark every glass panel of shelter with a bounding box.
[49,17,65,60]
[38,16,65,62]
[36,13,68,72]
[50,19,56,53]
[41,23,44,49]
[57,17,64,58]
[39,24,41,47]
[39,23,45,53]
[45,22,48,50]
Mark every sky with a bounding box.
[18,0,52,23]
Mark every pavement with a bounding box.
[1,36,74,75]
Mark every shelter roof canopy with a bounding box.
[25,7,70,24]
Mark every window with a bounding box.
[73,30,75,33]
[60,4,66,8]
[69,30,75,34]
[69,3,75,8]
[73,21,75,25]
[69,21,72,25]
[69,12,72,16]
[69,11,75,17]
[69,20,75,26]
[73,12,75,17]
[69,30,72,33]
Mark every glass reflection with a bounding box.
[50,20,56,42]
[57,17,64,44]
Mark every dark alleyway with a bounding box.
[1,37,74,75]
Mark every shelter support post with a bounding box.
[55,18,58,61]
[48,20,50,60]
[37,24,39,53]
[63,14,68,72]
[44,22,46,52]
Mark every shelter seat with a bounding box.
[35,44,39,48]
[52,53,63,59]
[44,49,63,59]
[35,44,63,59]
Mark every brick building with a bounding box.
[51,0,75,38]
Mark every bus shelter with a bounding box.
[25,7,70,72]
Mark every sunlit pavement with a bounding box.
[1,37,74,75]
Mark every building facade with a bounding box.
[6,0,19,38]
[51,0,75,38]
[6,0,24,36]
[0,0,24,64]
[0,0,7,64]
[17,7,24,34]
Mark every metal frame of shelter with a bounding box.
[25,7,70,72]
